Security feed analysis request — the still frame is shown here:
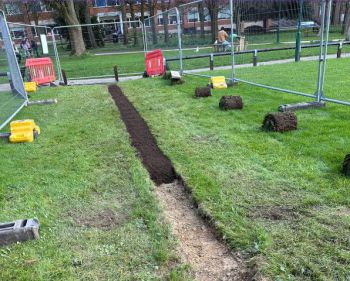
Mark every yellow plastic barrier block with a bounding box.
[9,120,40,143]
[24,82,37,93]
[210,76,227,89]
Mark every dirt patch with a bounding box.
[108,84,177,185]
[195,87,212,98]
[157,181,247,281]
[219,96,243,110]
[262,112,297,133]
[74,209,125,230]
[248,205,303,221]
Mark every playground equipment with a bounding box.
[0,119,40,143]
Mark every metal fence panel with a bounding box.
[0,11,27,130]
[144,8,182,72]
[53,20,145,82]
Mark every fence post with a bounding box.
[210,54,214,70]
[337,42,342,58]
[253,50,258,66]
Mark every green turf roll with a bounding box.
[219,96,243,110]
[195,87,211,98]
[262,112,297,132]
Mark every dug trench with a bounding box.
[108,85,251,280]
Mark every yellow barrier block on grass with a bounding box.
[210,76,227,89]
[24,82,37,93]
[9,120,40,143]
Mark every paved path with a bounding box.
[67,75,142,86]
[185,52,350,74]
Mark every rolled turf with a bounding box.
[262,112,297,132]
[195,87,212,98]
[219,96,243,110]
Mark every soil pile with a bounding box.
[108,84,177,185]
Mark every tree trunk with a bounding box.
[85,0,97,48]
[345,4,350,40]
[120,0,128,45]
[236,8,242,35]
[343,2,350,37]
[141,0,145,23]
[150,3,158,45]
[209,8,218,43]
[161,0,169,45]
[59,0,86,55]
[198,2,205,39]
[333,0,342,25]
[129,2,138,46]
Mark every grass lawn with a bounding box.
[120,57,350,280]
[0,85,190,280]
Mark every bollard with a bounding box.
[337,42,343,59]
[113,65,119,82]
[253,49,258,67]
[209,54,214,71]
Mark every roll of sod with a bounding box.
[219,96,243,110]
[262,112,297,132]
[195,87,212,98]
[342,154,350,177]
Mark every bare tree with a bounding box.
[119,0,129,45]
[161,0,171,45]
[45,0,86,56]
[126,0,138,46]
[198,1,205,39]
[344,1,350,40]
[84,0,97,48]
[149,0,158,45]
[204,0,220,43]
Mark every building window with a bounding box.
[5,3,21,15]
[218,7,231,20]
[188,8,199,23]
[93,0,117,7]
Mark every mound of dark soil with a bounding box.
[108,85,177,185]
[262,112,297,132]
[195,87,211,98]
[219,96,243,110]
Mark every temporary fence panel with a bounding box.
[144,8,182,72]
[52,21,145,82]
[0,11,27,130]
[7,22,59,84]
[175,0,347,107]
[176,0,234,72]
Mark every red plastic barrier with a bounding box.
[25,57,56,85]
[145,49,164,76]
